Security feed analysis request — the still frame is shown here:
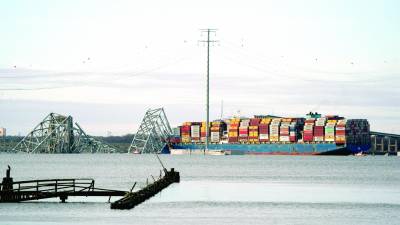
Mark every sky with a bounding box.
[0,0,399,136]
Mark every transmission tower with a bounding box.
[199,28,218,152]
[12,113,116,153]
[128,108,173,154]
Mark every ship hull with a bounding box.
[169,143,352,155]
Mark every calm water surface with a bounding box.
[0,154,399,225]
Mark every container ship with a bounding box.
[167,112,371,155]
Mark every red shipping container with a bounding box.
[181,125,191,131]
[303,135,313,141]
[228,137,239,143]
[259,125,269,133]
[249,118,261,126]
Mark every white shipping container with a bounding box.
[280,136,290,142]
[259,134,269,140]
[210,132,220,142]
[314,136,324,142]
[191,125,200,138]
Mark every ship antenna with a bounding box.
[220,100,224,120]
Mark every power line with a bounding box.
[219,44,399,84]
[0,56,192,91]
[222,40,396,78]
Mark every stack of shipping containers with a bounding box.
[335,120,346,144]
[190,122,201,143]
[259,118,271,142]
[210,121,225,143]
[346,119,370,146]
[325,120,336,142]
[270,118,281,142]
[248,118,260,143]
[314,118,326,142]
[181,122,191,143]
[228,118,240,143]
[289,120,297,142]
[239,119,250,143]
[303,118,315,142]
[200,122,208,143]
[279,118,291,142]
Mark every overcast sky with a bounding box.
[0,0,399,135]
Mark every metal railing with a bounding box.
[9,178,94,193]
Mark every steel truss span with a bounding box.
[128,108,173,154]
[12,113,116,153]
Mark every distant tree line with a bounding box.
[96,134,134,144]
[0,136,24,152]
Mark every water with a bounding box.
[0,154,399,225]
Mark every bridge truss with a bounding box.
[128,108,173,154]
[12,113,116,153]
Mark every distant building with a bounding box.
[0,128,6,137]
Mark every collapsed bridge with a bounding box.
[11,113,116,153]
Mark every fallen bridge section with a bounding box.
[369,131,400,155]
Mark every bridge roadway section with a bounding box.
[369,131,400,155]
